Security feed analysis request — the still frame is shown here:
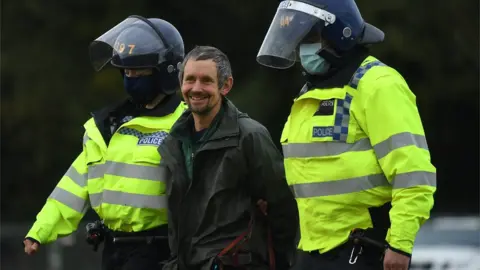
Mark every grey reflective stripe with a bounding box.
[283,138,372,158]
[88,164,105,179]
[49,187,88,213]
[89,190,167,209]
[89,193,102,208]
[64,166,87,187]
[83,133,90,145]
[374,132,429,159]
[88,161,165,181]
[291,174,389,198]
[392,171,436,189]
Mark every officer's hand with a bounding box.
[23,239,40,255]
[257,199,268,216]
[383,248,410,270]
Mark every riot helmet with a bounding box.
[89,15,185,101]
[256,0,384,69]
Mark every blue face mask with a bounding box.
[299,43,331,75]
[123,75,160,105]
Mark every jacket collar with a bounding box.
[303,46,370,90]
[91,94,181,120]
[170,97,241,142]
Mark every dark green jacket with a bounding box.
[158,98,299,270]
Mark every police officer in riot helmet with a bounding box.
[23,15,187,270]
[257,0,384,76]
[257,1,436,270]
[88,16,186,270]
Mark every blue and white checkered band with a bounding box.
[118,127,169,146]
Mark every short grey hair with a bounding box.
[178,46,232,89]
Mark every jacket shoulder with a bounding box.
[355,56,410,95]
[237,115,271,138]
[156,133,177,164]
[161,133,176,146]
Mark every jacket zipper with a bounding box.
[187,151,195,191]
[176,137,230,264]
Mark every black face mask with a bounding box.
[123,74,161,105]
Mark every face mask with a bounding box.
[123,75,160,105]
[299,43,331,75]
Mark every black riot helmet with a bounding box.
[89,15,185,96]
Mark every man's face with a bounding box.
[181,59,224,115]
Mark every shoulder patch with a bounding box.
[349,60,386,89]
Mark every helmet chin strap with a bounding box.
[317,48,343,69]
[145,93,166,109]
[317,45,366,71]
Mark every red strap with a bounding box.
[218,208,276,270]
[218,229,250,257]
[267,227,275,270]
[260,201,275,270]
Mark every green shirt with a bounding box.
[181,106,224,180]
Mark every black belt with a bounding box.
[111,235,167,244]
[308,241,353,259]
[307,230,387,264]
[106,225,168,244]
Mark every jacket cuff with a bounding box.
[386,229,414,255]
[26,223,49,244]
[388,244,412,258]
[24,237,41,246]
[22,237,40,247]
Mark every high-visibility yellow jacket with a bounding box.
[281,56,436,255]
[26,97,186,244]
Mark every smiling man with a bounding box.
[158,46,299,270]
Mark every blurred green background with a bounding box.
[1,0,478,233]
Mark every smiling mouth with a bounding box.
[189,95,208,101]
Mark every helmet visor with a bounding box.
[89,17,166,71]
[256,0,336,69]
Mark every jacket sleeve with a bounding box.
[244,123,299,266]
[159,156,176,258]
[362,72,436,255]
[25,133,91,244]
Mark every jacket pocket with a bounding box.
[133,146,169,197]
[134,145,162,165]
[310,98,338,143]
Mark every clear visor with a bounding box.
[89,17,165,71]
[256,0,336,69]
